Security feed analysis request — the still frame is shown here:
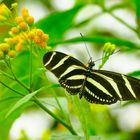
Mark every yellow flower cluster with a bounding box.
[28,29,49,48]
[0,4,49,59]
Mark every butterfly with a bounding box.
[43,51,140,105]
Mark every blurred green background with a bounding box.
[0,0,140,140]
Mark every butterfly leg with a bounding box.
[79,76,87,99]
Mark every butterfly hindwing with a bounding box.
[93,70,140,100]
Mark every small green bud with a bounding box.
[103,42,116,55]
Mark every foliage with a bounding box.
[0,0,140,140]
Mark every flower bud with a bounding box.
[0,43,10,52]
[34,36,40,44]
[11,27,19,34]
[27,16,34,25]
[15,16,24,24]
[103,42,116,55]
[41,34,49,41]
[28,31,35,40]
[19,21,28,30]
[15,43,22,51]
[36,29,43,36]
[22,8,29,18]
[11,3,18,9]
[8,50,16,58]
[40,42,46,48]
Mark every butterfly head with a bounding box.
[85,57,95,70]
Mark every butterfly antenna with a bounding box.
[94,49,121,62]
[80,33,92,60]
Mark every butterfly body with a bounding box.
[43,51,140,105]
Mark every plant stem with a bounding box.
[0,81,24,96]
[0,70,15,80]
[33,97,77,135]
[29,43,33,92]
[109,12,137,33]
[4,59,30,92]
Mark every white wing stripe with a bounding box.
[59,65,85,79]
[87,77,113,97]
[44,52,56,66]
[94,72,122,99]
[122,74,136,98]
[67,75,85,80]
[51,56,70,70]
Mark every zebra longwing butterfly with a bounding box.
[43,51,140,105]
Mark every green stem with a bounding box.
[33,97,77,135]
[0,81,24,96]
[29,43,33,91]
[0,70,15,80]
[4,59,30,92]
[109,12,137,33]
[53,91,70,124]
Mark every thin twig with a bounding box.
[29,43,33,92]
[109,12,137,33]
[5,58,30,92]
[0,81,24,96]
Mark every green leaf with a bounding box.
[71,96,96,140]
[102,132,131,140]
[48,35,139,50]
[50,134,100,140]
[35,5,82,43]
[128,70,140,77]
[5,87,43,118]
[0,96,32,140]
[49,84,61,88]
[5,83,59,118]
[134,0,140,18]
[133,0,140,35]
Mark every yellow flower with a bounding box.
[15,16,24,24]
[8,50,16,58]
[34,36,41,44]
[15,42,23,51]
[19,21,28,31]
[27,16,34,25]
[36,29,43,36]
[22,8,29,18]
[0,43,10,52]
[41,34,49,41]
[40,42,46,48]
[0,5,49,59]
[28,31,35,40]
[11,27,19,34]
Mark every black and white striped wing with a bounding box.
[83,71,118,104]
[83,70,140,104]
[43,51,140,105]
[43,51,87,95]
[91,70,140,102]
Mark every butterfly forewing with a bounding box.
[43,51,87,95]
[43,51,140,105]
